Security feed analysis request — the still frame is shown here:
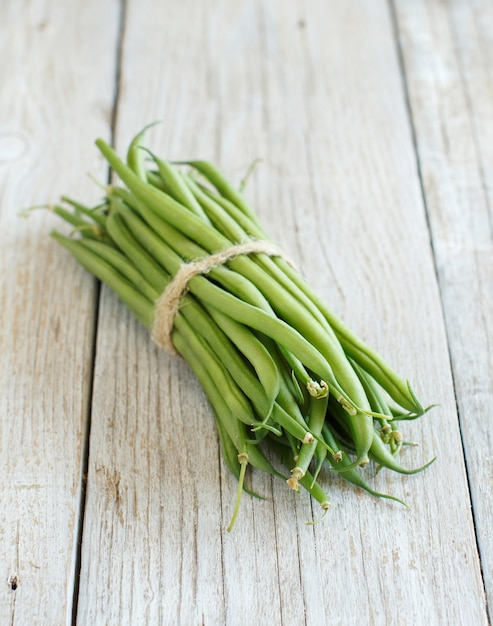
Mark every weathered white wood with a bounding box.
[0,1,119,624]
[76,1,487,625]
[393,0,493,617]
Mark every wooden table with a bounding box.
[1,1,491,624]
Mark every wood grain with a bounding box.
[393,0,493,617]
[0,0,120,624]
[2,1,490,624]
[75,1,488,624]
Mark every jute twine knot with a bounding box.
[152,240,293,355]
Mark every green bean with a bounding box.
[126,122,159,182]
[50,205,104,240]
[350,358,394,437]
[107,212,167,293]
[269,439,330,514]
[108,199,296,424]
[274,352,310,417]
[51,232,154,327]
[204,308,280,416]
[78,238,160,303]
[184,171,420,417]
[146,170,168,191]
[111,190,276,314]
[368,429,436,475]
[214,417,264,500]
[321,424,407,506]
[175,315,256,427]
[191,167,423,417]
[143,149,209,221]
[185,180,348,357]
[109,192,353,408]
[350,359,388,413]
[79,213,279,427]
[185,299,274,419]
[43,133,434,524]
[173,326,280,531]
[182,174,252,244]
[188,180,268,240]
[286,395,329,491]
[268,402,338,459]
[107,173,378,457]
[105,139,353,398]
[184,160,264,230]
[180,177,368,411]
[97,139,230,254]
[252,403,309,444]
[109,185,207,259]
[79,226,278,429]
[272,257,423,414]
[60,196,108,227]
[310,442,328,488]
[173,328,285,479]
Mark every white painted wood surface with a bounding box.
[394,0,493,615]
[0,1,120,624]
[1,1,491,625]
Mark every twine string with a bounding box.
[152,240,292,355]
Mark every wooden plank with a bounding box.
[0,1,120,623]
[77,0,487,623]
[393,0,493,616]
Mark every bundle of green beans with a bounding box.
[43,128,434,529]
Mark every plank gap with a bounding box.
[441,6,493,618]
[110,0,128,146]
[71,1,127,623]
[70,282,101,626]
[388,0,490,612]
